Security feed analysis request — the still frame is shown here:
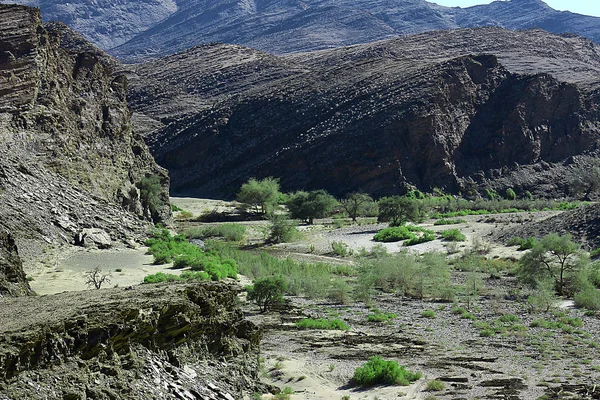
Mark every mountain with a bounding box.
[0,5,170,294]
[127,27,600,199]
[2,0,600,62]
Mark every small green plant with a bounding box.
[353,356,421,386]
[295,318,350,331]
[421,310,436,318]
[441,229,466,242]
[427,380,445,391]
[329,363,336,372]
[367,312,398,322]
[332,241,352,257]
[171,203,184,212]
[404,232,436,246]
[505,188,517,201]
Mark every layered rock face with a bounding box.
[130,28,600,199]
[0,282,263,399]
[0,5,171,290]
[0,231,31,296]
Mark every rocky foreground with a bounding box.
[0,282,263,400]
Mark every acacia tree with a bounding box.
[377,196,420,226]
[518,234,587,296]
[236,177,281,215]
[339,192,374,222]
[287,190,337,224]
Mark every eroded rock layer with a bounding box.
[0,282,263,399]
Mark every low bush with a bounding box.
[421,310,436,318]
[328,279,352,305]
[332,241,352,257]
[353,356,421,386]
[441,229,466,242]
[143,270,212,284]
[269,214,298,243]
[427,380,445,391]
[367,312,398,322]
[404,232,436,246]
[295,318,350,331]
[434,218,466,226]
[508,236,537,250]
[373,226,416,242]
[184,223,246,242]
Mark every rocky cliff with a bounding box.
[0,282,263,399]
[130,28,600,199]
[0,5,171,292]
[0,231,31,296]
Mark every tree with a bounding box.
[518,234,587,296]
[377,196,420,226]
[287,190,337,224]
[236,177,281,215]
[86,267,111,290]
[136,174,165,220]
[268,214,298,243]
[340,192,375,222]
[247,276,287,312]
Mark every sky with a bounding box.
[427,0,600,17]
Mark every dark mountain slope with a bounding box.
[129,28,600,199]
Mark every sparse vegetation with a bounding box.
[296,318,350,331]
[427,380,445,391]
[85,267,111,289]
[367,311,398,322]
[184,223,246,242]
[434,218,466,226]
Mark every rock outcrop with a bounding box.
[0,282,263,399]
[0,231,31,296]
[129,28,600,199]
[0,5,171,292]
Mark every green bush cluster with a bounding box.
[207,241,332,298]
[247,276,287,312]
[185,223,247,242]
[434,218,467,226]
[143,270,211,284]
[441,229,466,242]
[508,237,536,250]
[145,229,238,280]
[373,225,434,243]
[332,241,352,257]
[404,232,436,246]
[530,316,584,331]
[353,356,421,386]
[295,318,350,331]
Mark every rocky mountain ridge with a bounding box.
[2,0,600,62]
[129,27,600,199]
[0,5,170,294]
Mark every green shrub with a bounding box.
[136,174,165,220]
[508,237,525,247]
[505,188,517,201]
[574,287,600,310]
[269,214,298,243]
[404,232,435,246]
[185,224,246,242]
[427,380,445,391]
[373,226,416,242]
[441,229,466,242]
[171,204,184,212]
[434,218,466,226]
[287,190,337,224]
[519,238,536,250]
[328,279,352,305]
[367,312,398,322]
[295,318,350,331]
[353,356,421,386]
[237,177,281,215]
[143,272,181,284]
[332,241,352,257]
[421,310,436,318]
[247,276,287,312]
